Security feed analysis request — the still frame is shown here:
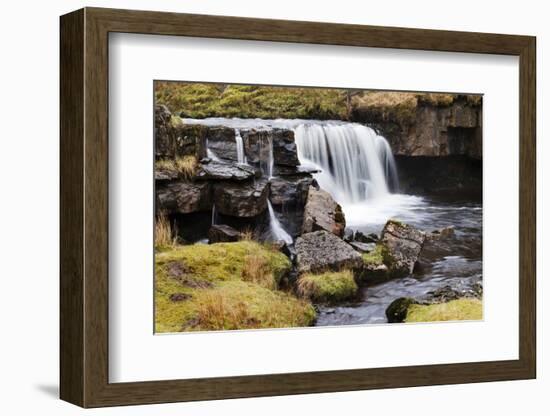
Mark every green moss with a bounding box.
[405,298,482,323]
[155,82,347,120]
[361,244,385,266]
[155,241,315,332]
[297,270,358,304]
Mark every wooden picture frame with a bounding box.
[60,7,536,408]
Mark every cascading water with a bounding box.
[294,123,398,203]
[267,201,293,244]
[235,129,247,164]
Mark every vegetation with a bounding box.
[406,298,482,323]
[297,270,358,304]
[361,244,386,267]
[155,212,177,249]
[155,155,198,180]
[155,241,315,332]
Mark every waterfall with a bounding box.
[294,123,398,204]
[258,132,274,179]
[267,201,293,244]
[206,138,221,162]
[235,129,247,164]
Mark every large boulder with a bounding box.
[213,179,269,217]
[156,181,211,214]
[302,186,346,237]
[269,175,313,207]
[295,230,363,274]
[380,220,426,277]
[208,224,241,243]
[196,160,256,181]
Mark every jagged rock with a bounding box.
[157,181,211,214]
[154,166,179,181]
[213,179,269,217]
[302,186,346,237]
[269,175,313,207]
[196,160,256,181]
[272,129,300,166]
[295,230,362,274]
[380,220,426,278]
[208,224,241,243]
[386,297,417,323]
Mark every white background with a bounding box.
[0,0,547,414]
[110,34,519,382]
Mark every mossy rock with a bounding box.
[296,270,358,304]
[386,297,416,323]
[155,241,316,332]
[359,244,390,282]
[406,298,482,323]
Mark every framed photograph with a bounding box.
[60,7,536,408]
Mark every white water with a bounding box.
[184,117,422,228]
[267,201,293,244]
[205,138,221,161]
[235,129,247,164]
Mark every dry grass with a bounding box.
[239,228,255,241]
[155,212,177,249]
[155,155,198,180]
[241,254,275,289]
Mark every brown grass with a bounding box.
[155,212,177,249]
[239,228,255,241]
[155,155,198,180]
[241,254,275,289]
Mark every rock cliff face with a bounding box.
[351,94,482,160]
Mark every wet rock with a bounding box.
[422,276,483,303]
[302,186,346,237]
[354,231,379,243]
[196,160,256,181]
[269,175,313,207]
[154,166,179,181]
[274,164,321,176]
[349,241,377,253]
[205,126,239,161]
[213,179,269,218]
[380,220,426,278]
[157,181,211,214]
[242,128,300,166]
[208,224,241,243]
[295,230,362,274]
[386,297,417,323]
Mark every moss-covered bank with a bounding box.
[155,241,316,332]
[296,270,358,304]
[406,298,482,323]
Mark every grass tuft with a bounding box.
[155,212,177,249]
[155,155,198,180]
[405,298,482,323]
[297,270,357,304]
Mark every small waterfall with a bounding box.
[211,204,217,226]
[235,129,247,164]
[205,138,221,162]
[258,132,274,179]
[294,123,398,203]
[267,201,293,244]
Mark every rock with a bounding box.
[208,224,241,243]
[242,128,300,166]
[386,297,417,323]
[343,228,354,242]
[422,276,483,303]
[428,226,455,240]
[196,160,256,181]
[274,164,321,176]
[380,220,426,278]
[169,293,192,302]
[205,126,239,161]
[349,241,377,253]
[154,166,179,181]
[156,181,211,214]
[354,231,379,243]
[302,186,346,237]
[213,179,269,217]
[154,105,207,159]
[272,129,300,166]
[269,175,313,207]
[295,230,363,274]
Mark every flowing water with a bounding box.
[235,129,247,164]
[184,117,482,325]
